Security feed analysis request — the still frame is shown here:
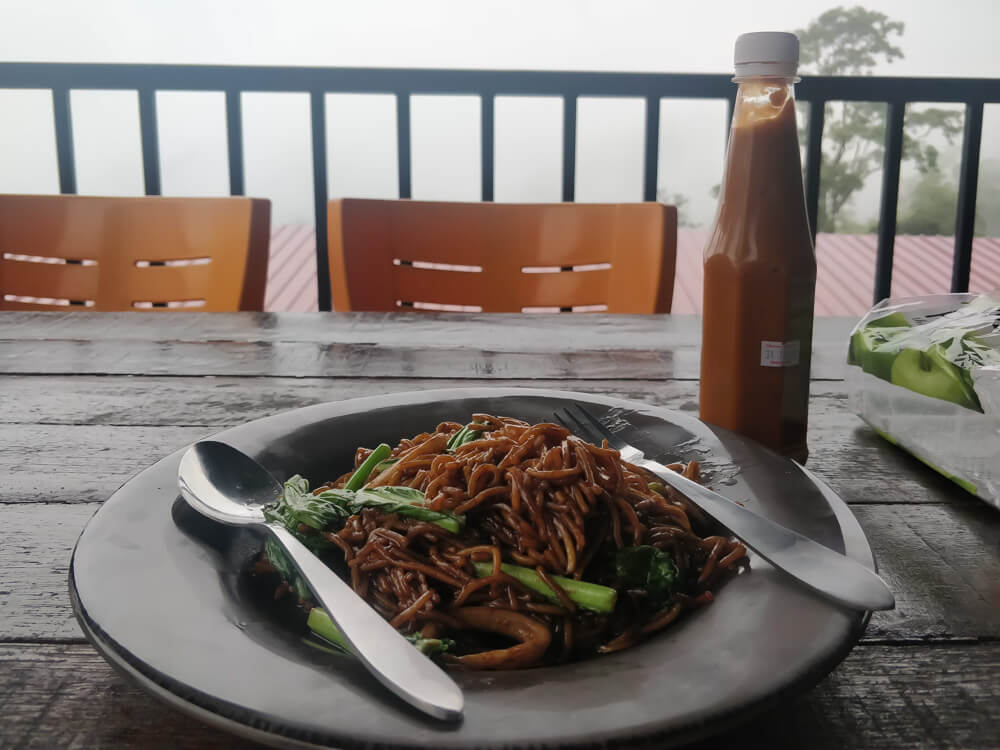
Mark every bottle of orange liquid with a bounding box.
[700,32,817,463]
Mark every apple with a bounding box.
[851,312,911,380]
[889,345,982,411]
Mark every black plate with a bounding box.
[70,388,873,749]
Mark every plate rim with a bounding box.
[69,386,874,749]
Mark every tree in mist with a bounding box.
[796,6,963,232]
[656,189,696,227]
[972,159,1000,237]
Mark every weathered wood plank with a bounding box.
[0,340,689,379]
[0,310,855,348]
[1,375,845,426]
[2,642,997,750]
[4,503,996,643]
[0,377,973,506]
[0,425,211,504]
[0,311,854,379]
[0,417,965,507]
[856,503,1000,641]
[0,503,97,642]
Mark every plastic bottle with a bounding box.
[699,32,817,463]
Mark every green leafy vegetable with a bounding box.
[446,422,485,452]
[344,443,392,490]
[265,475,464,535]
[274,475,351,531]
[317,486,465,534]
[307,607,454,656]
[372,457,399,474]
[615,546,678,603]
[471,561,617,613]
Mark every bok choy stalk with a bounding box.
[344,443,392,491]
[306,607,454,656]
[472,561,617,613]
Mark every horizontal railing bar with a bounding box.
[3,64,998,103]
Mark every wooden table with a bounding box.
[2,311,998,749]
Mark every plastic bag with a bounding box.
[847,292,1000,507]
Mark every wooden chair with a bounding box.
[327,199,677,313]
[0,195,271,311]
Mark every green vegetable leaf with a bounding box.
[615,546,678,603]
[446,422,485,452]
[372,457,399,474]
[317,486,464,534]
[276,474,351,530]
[344,443,392,491]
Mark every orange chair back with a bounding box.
[0,195,270,311]
[327,199,676,313]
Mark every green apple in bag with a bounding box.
[889,344,981,411]
[850,311,911,380]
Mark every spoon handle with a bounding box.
[267,524,464,721]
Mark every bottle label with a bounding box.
[761,340,801,367]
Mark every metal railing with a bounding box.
[2,63,999,311]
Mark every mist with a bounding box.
[2,0,999,228]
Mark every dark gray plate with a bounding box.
[70,387,873,749]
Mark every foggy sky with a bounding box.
[2,0,998,227]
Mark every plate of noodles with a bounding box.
[70,388,874,749]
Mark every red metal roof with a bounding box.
[265,226,1000,315]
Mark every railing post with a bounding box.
[397,93,412,199]
[873,101,906,304]
[562,95,577,202]
[952,101,984,293]
[138,89,161,195]
[225,90,245,196]
[52,87,77,194]
[481,94,494,201]
[311,91,332,312]
[803,99,825,243]
[643,96,660,203]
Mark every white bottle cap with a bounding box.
[734,32,799,78]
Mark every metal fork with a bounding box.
[554,403,895,612]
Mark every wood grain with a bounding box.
[859,503,1000,642]
[0,425,211,504]
[0,503,97,642]
[0,378,970,506]
[4,502,997,644]
[0,311,853,379]
[1,376,708,426]
[1,310,995,750]
[0,310,856,348]
[2,642,997,750]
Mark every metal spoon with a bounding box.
[177,440,464,722]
